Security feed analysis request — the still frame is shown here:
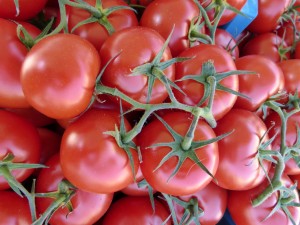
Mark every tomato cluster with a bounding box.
[1,0,300,224]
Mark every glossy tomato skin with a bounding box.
[265,111,300,175]
[214,28,239,59]
[100,26,174,109]
[138,111,219,196]
[241,33,290,62]
[21,33,101,119]
[228,171,300,225]
[247,0,290,34]
[36,154,113,225]
[60,108,139,194]
[0,19,41,108]
[0,190,32,225]
[0,0,48,20]
[140,0,200,57]
[101,196,171,225]
[0,110,40,190]
[214,109,272,190]
[174,44,238,121]
[66,0,138,51]
[234,55,285,111]
[174,181,227,225]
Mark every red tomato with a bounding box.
[21,33,101,119]
[174,181,227,225]
[0,0,48,20]
[276,17,300,47]
[66,0,138,51]
[36,154,113,225]
[0,190,32,224]
[100,26,174,109]
[0,19,41,108]
[214,28,239,59]
[228,171,300,225]
[101,196,171,225]
[234,55,285,111]
[241,33,290,62]
[213,109,272,190]
[60,108,139,194]
[140,0,201,57]
[138,111,219,196]
[293,41,300,59]
[0,110,40,190]
[265,110,300,175]
[174,44,238,121]
[126,0,153,6]
[247,0,290,34]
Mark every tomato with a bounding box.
[66,0,138,51]
[293,41,300,59]
[35,154,113,225]
[214,28,239,59]
[126,0,153,6]
[234,55,285,111]
[289,173,300,189]
[199,0,247,26]
[174,44,238,121]
[174,181,227,225]
[213,109,272,190]
[21,33,101,119]
[241,32,290,62]
[138,111,219,196]
[276,17,300,47]
[247,0,290,34]
[265,110,300,175]
[60,108,139,194]
[0,0,48,20]
[0,19,41,108]
[140,0,201,57]
[100,26,174,109]
[0,110,40,190]
[0,190,32,224]
[228,171,300,225]
[101,196,171,225]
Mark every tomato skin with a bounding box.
[228,171,300,225]
[214,109,272,190]
[247,0,289,34]
[60,108,139,194]
[21,33,101,119]
[140,0,200,57]
[138,111,219,196]
[0,190,32,225]
[101,196,171,225]
[174,181,227,225]
[0,19,41,108]
[174,44,238,121]
[36,154,113,225]
[0,110,40,190]
[100,26,174,108]
[0,0,48,20]
[66,0,138,51]
[214,28,239,59]
[234,55,285,111]
[241,33,290,62]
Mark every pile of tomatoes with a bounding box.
[2,0,300,224]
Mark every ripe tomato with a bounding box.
[0,110,40,190]
[66,0,138,51]
[0,190,32,224]
[36,154,113,225]
[241,33,290,62]
[0,0,48,20]
[101,196,171,225]
[174,44,238,121]
[0,19,41,108]
[140,0,200,57]
[21,33,101,119]
[60,108,139,194]
[214,28,239,59]
[228,171,300,225]
[213,109,272,190]
[234,55,285,111]
[100,26,174,109]
[174,181,227,225]
[138,111,219,196]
